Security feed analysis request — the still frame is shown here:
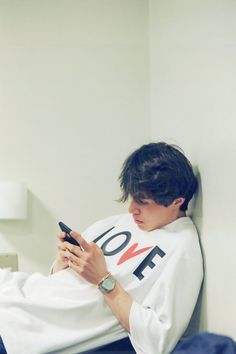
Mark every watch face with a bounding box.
[102,277,115,292]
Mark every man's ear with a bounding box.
[172,197,185,208]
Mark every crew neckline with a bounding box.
[161,216,191,232]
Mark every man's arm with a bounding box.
[63,231,133,332]
[103,281,133,332]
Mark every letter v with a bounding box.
[117,243,153,265]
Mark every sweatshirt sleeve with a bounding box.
[128,250,203,354]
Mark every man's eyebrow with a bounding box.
[133,196,151,204]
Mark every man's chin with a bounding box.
[133,218,150,231]
[137,223,148,231]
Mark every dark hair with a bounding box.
[119,142,197,211]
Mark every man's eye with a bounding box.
[137,199,148,205]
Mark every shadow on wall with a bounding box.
[0,191,57,273]
[190,167,208,333]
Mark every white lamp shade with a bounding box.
[0,182,27,219]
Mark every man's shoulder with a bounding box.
[162,216,197,232]
[161,216,199,249]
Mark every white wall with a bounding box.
[0,0,150,274]
[149,0,236,339]
[1,0,235,341]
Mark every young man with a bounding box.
[0,142,203,354]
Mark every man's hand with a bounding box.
[51,232,71,273]
[56,230,132,332]
[64,231,108,285]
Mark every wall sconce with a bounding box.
[0,181,27,220]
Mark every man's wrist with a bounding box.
[51,259,68,274]
[97,272,116,293]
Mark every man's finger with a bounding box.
[70,231,90,251]
[57,232,66,241]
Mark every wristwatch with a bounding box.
[98,274,116,293]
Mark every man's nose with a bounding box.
[128,199,140,215]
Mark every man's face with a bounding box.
[128,197,184,231]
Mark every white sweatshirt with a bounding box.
[0,214,203,354]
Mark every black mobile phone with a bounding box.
[58,221,80,247]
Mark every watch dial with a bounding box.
[103,278,115,291]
